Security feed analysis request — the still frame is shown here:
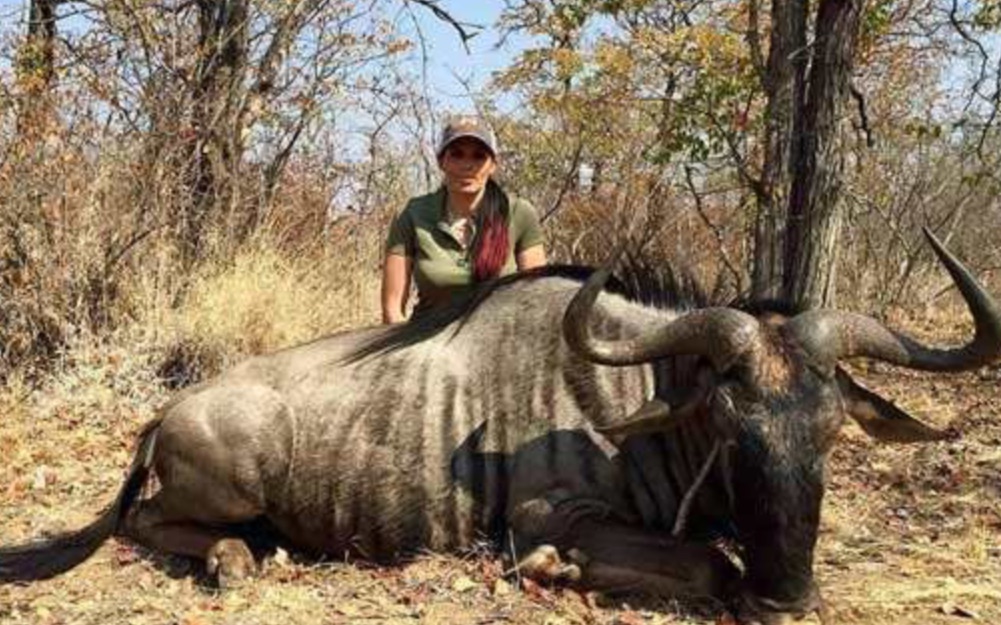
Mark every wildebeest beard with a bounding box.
[727,398,829,609]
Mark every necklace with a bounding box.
[445,197,476,249]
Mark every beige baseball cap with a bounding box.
[436,115,498,158]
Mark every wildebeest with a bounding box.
[2,230,999,624]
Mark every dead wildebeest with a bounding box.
[1,230,999,624]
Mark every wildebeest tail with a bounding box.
[0,417,162,583]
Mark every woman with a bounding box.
[381,116,547,323]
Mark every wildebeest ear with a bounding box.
[592,394,704,438]
[595,399,683,440]
[836,368,951,443]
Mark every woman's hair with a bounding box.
[471,178,510,282]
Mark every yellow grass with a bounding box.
[151,242,382,372]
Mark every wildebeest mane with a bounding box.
[616,254,715,311]
[346,259,713,363]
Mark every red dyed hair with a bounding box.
[471,179,510,282]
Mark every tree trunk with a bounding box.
[781,0,863,309]
[751,0,807,301]
[16,0,59,137]
[183,0,249,267]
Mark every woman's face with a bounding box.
[439,138,496,197]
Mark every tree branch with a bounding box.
[683,165,744,293]
[745,0,767,87]
[948,0,1000,158]
[704,107,767,203]
[541,140,584,223]
[404,0,480,51]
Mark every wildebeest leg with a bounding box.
[120,385,289,586]
[567,519,738,599]
[510,495,738,599]
[123,493,258,588]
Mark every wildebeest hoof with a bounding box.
[518,544,582,583]
[206,539,256,589]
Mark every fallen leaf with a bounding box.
[616,611,645,625]
[493,578,513,596]
[451,575,479,592]
[271,547,290,567]
[223,592,248,610]
[336,602,366,617]
[5,478,27,498]
[521,577,556,604]
[941,601,979,618]
[716,612,739,625]
[197,600,224,612]
[577,589,601,610]
[114,543,140,566]
[32,466,51,491]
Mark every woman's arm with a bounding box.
[381,254,413,324]
[516,245,547,271]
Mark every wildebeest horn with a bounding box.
[788,228,1001,371]
[563,249,760,370]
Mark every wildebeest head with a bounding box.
[563,230,1001,624]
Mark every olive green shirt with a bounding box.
[386,188,544,312]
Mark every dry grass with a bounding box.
[139,240,383,384]
[2,294,1000,625]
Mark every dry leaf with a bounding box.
[616,611,646,625]
[493,578,513,596]
[716,612,739,625]
[32,466,51,491]
[271,547,290,567]
[521,577,556,604]
[451,575,479,592]
[578,589,601,610]
[114,543,140,566]
[941,601,979,618]
[336,602,366,617]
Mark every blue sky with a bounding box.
[403,2,528,112]
[0,0,527,111]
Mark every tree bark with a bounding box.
[183,0,249,267]
[751,0,808,301]
[781,0,863,309]
[16,0,60,137]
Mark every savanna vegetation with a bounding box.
[1,0,999,623]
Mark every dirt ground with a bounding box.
[1,318,999,625]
